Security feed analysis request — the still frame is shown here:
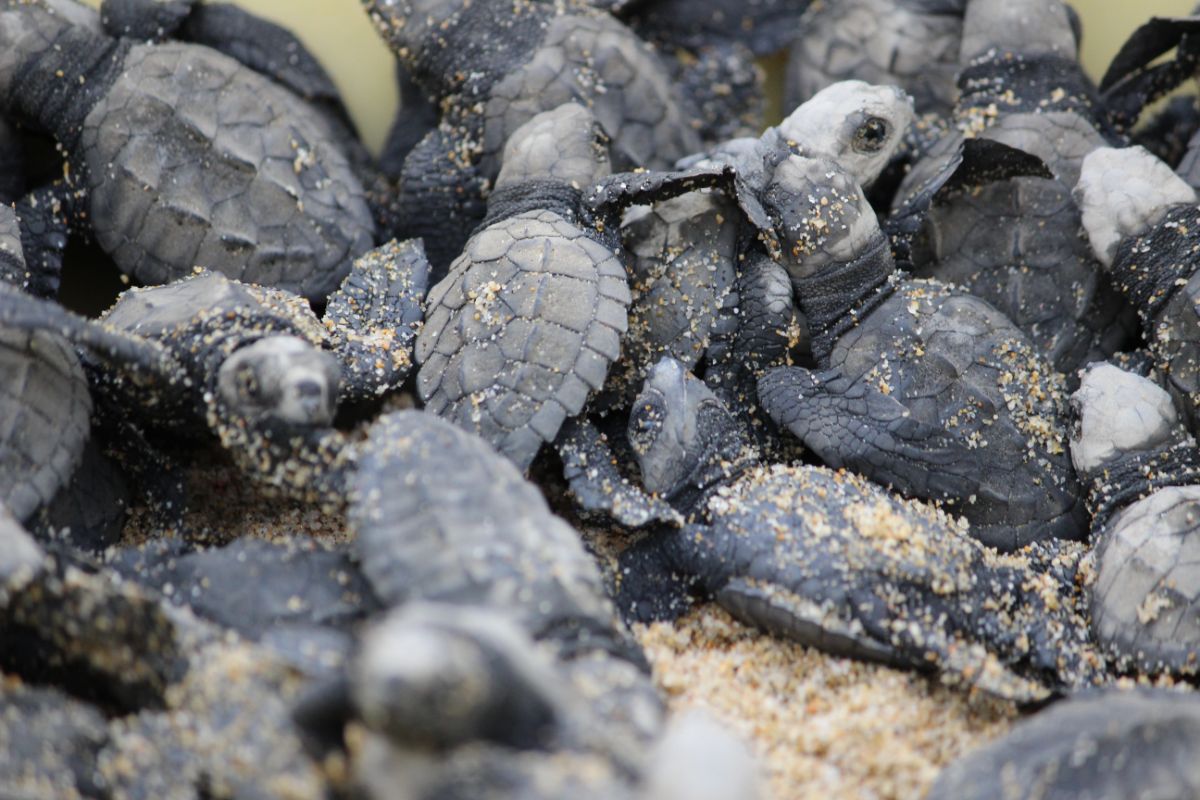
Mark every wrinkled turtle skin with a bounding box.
[756,155,1084,551]
[1070,362,1200,677]
[786,0,965,116]
[927,689,1200,800]
[891,0,1135,377]
[0,285,92,523]
[363,0,701,272]
[0,1,376,301]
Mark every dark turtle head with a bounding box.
[493,103,612,191]
[216,335,340,427]
[628,358,752,505]
[960,0,1077,63]
[1069,362,1183,479]
[1073,145,1197,268]
[761,155,881,280]
[776,81,915,187]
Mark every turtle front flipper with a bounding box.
[391,122,490,278]
[100,0,195,40]
[585,165,736,224]
[1099,15,1200,134]
[11,182,78,299]
[323,239,429,406]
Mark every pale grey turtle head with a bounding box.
[352,603,568,751]
[927,689,1200,800]
[0,1,376,301]
[959,0,1077,63]
[627,357,755,512]
[494,102,612,190]
[1074,145,1198,268]
[785,0,964,117]
[416,104,631,472]
[775,80,915,186]
[0,285,92,523]
[217,336,340,428]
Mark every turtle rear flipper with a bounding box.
[12,182,76,299]
[671,42,764,144]
[324,239,429,406]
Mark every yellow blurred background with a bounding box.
[80,0,1197,154]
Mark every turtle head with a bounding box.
[216,335,340,428]
[1073,146,1197,268]
[762,155,881,280]
[494,103,612,191]
[776,81,914,187]
[960,0,1077,63]
[1069,362,1183,478]
[627,358,743,499]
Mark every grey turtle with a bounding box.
[0,680,109,800]
[0,0,376,302]
[1074,145,1200,434]
[754,154,1084,551]
[927,689,1200,800]
[616,358,1096,702]
[785,0,966,117]
[889,0,1136,377]
[1070,362,1200,677]
[363,0,702,273]
[417,103,727,472]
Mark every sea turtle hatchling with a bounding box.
[926,689,1200,800]
[0,0,376,302]
[1069,362,1200,677]
[889,0,1137,377]
[1073,144,1200,435]
[754,154,1084,551]
[616,358,1096,702]
[363,0,703,273]
[417,102,731,473]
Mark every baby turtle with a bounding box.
[1070,362,1200,677]
[890,0,1136,376]
[417,103,726,472]
[1074,145,1200,433]
[927,689,1200,800]
[755,154,1084,551]
[363,0,702,272]
[617,359,1095,701]
[0,0,376,301]
[786,0,966,116]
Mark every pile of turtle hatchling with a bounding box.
[10,0,1200,796]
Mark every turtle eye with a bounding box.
[853,117,891,153]
[237,368,261,400]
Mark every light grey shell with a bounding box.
[80,42,375,301]
[785,0,962,115]
[350,410,618,642]
[927,690,1200,800]
[417,210,630,471]
[0,322,91,522]
[1092,485,1200,674]
[481,13,701,176]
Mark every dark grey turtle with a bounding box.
[417,103,728,472]
[785,0,966,117]
[0,680,109,800]
[97,0,372,173]
[0,0,375,301]
[889,0,1137,377]
[1070,362,1200,677]
[616,359,1096,702]
[926,689,1200,800]
[1073,145,1200,435]
[754,154,1084,551]
[107,535,380,641]
[363,0,702,273]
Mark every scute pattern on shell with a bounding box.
[417,210,630,471]
[0,324,91,522]
[80,41,375,301]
